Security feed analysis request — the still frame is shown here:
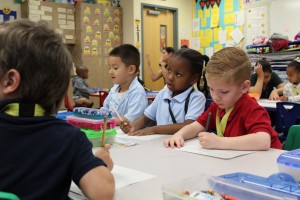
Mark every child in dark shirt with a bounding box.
[72,65,96,107]
[0,19,114,199]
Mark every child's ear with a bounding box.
[1,69,21,94]
[128,65,137,75]
[241,80,250,94]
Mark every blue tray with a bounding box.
[213,172,300,199]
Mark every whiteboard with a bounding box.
[270,0,300,41]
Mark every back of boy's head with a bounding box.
[109,44,140,72]
[257,58,272,73]
[76,65,88,77]
[288,57,300,72]
[171,48,204,77]
[0,19,72,115]
[206,47,251,84]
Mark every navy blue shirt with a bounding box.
[0,100,106,199]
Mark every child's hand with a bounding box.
[276,96,288,101]
[198,132,220,149]
[128,127,154,136]
[95,144,114,171]
[120,119,135,133]
[269,89,279,100]
[254,63,264,78]
[164,135,184,148]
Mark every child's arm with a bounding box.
[74,79,94,95]
[146,54,163,82]
[249,63,264,97]
[128,119,194,136]
[164,121,204,148]
[198,131,271,150]
[79,166,115,200]
[79,144,115,199]
[269,83,285,100]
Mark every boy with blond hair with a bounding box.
[103,44,148,125]
[164,47,282,150]
[0,19,114,199]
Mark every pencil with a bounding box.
[205,112,212,131]
[109,101,123,122]
[101,116,107,147]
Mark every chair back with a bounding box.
[64,95,74,112]
[99,91,109,108]
[275,102,300,135]
[0,192,20,200]
[284,125,300,151]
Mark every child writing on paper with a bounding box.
[120,48,206,136]
[103,44,148,125]
[249,58,285,100]
[72,65,97,108]
[164,47,282,150]
[277,57,300,102]
[0,19,114,199]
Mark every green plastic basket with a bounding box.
[81,128,117,147]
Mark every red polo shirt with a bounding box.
[197,94,282,149]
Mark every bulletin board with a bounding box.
[193,0,245,57]
[244,0,270,46]
[21,0,76,44]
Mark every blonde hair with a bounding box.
[206,47,251,84]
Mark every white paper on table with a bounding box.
[70,165,155,197]
[258,99,279,108]
[176,139,255,159]
[116,129,165,141]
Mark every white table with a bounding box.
[93,130,284,200]
[69,129,286,200]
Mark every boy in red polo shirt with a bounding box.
[164,47,282,150]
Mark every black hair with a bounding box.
[171,48,204,87]
[199,55,210,98]
[163,47,175,54]
[256,58,272,73]
[109,44,140,72]
[287,57,300,72]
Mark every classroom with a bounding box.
[1,0,300,199]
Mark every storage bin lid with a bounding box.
[277,149,300,168]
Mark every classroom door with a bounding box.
[143,7,174,91]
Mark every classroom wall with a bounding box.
[270,0,300,41]
[119,0,193,47]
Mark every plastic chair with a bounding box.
[284,125,300,151]
[275,102,300,141]
[0,192,20,200]
[64,95,74,112]
[99,91,109,108]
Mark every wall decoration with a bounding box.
[0,7,17,22]
[135,18,140,48]
[160,25,167,51]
